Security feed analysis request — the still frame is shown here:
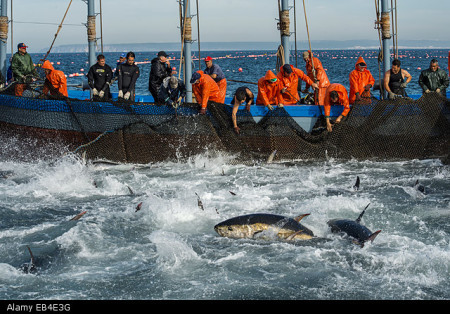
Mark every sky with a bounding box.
[4,0,450,52]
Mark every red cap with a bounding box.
[205,56,213,61]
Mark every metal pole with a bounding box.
[281,0,290,64]
[0,0,8,79]
[183,0,192,102]
[381,0,391,77]
[87,0,96,68]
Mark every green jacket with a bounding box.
[11,52,37,83]
[418,67,449,94]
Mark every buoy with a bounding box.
[238,67,243,72]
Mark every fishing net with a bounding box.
[0,81,449,164]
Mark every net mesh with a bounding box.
[0,81,449,164]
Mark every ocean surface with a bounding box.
[0,49,449,302]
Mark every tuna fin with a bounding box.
[69,211,87,221]
[294,213,310,222]
[353,176,360,191]
[356,203,370,224]
[267,150,277,163]
[286,230,304,241]
[26,246,36,273]
[368,230,381,243]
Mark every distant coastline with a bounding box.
[45,40,450,53]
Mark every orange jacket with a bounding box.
[256,70,283,106]
[324,83,350,118]
[277,64,315,104]
[192,70,221,108]
[349,56,375,104]
[42,60,68,97]
[305,50,330,89]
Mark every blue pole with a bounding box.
[0,0,7,80]
[281,0,290,64]
[87,0,96,68]
[381,0,391,98]
[183,0,192,102]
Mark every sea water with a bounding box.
[0,49,449,301]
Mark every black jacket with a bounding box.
[158,77,186,104]
[118,62,140,93]
[419,68,449,94]
[87,63,113,95]
[148,58,172,96]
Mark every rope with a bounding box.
[87,15,96,42]
[276,45,285,73]
[196,0,201,70]
[0,16,8,41]
[42,0,73,62]
[178,0,190,81]
[391,0,398,59]
[302,0,319,106]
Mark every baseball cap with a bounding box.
[157,51,168,57]
[205,56,213,62]
[190,72,201,83]
[120,53,127,58]
[18,43,28,49]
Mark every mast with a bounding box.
[86,0,96,68]
[182,0,192,102]
[0,0,7,79]
[381,0,391,84]
[280,0,290,64]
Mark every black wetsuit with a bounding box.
[388,68,407,96]
[87,63,113,100]
[117,62,140,101]
[148,58,172,102]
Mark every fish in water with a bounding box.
[214,213,314,241]
[19,246,37,274]
[413,179,429,195]
[327,204,381,248]
[326,176,360,195]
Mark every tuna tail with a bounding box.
[356,203,370,224]
[353,176,360,191]
[294,213,310,222]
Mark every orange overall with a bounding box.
[256,70,283,106]
[277,65,315,105]
[192,71,221,109]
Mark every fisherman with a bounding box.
[114,52,127,78]
[277,64,318,105]
[204,56,227,103]
[302,51,330,105]
[418,59,449,97]
[349,56,375,104]
[6,57,13,85]
[148,51,172,103]
[117,51,140,101]
[158,75,186,106]
[230,87,254,135]
[190,70,221,115]
[256,70,284,110]
[383,59,412,99]
[41,60,68,98]
[323,83,350,132]
[88,54,113,100]
[11,43,38,96]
